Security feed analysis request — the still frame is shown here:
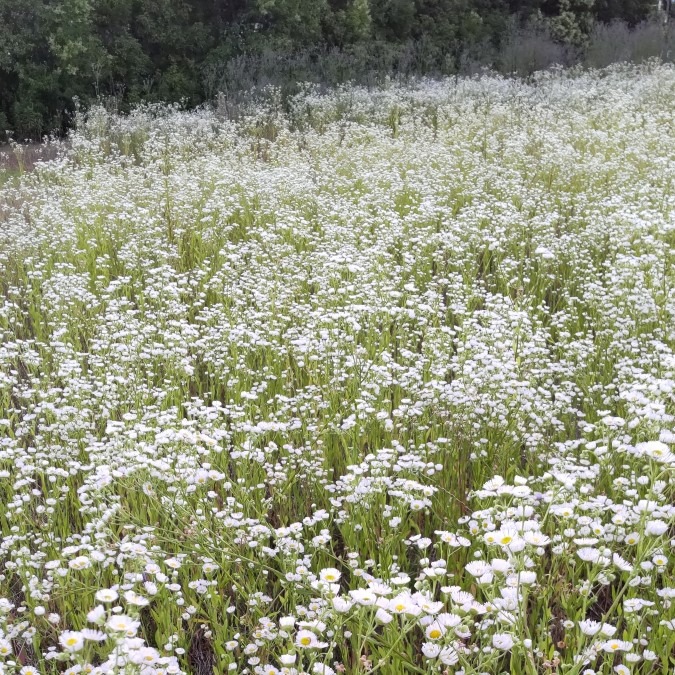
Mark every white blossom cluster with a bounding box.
[0,62,674,675]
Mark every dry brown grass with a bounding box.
[0,143,62,227]
[0,142,62,180]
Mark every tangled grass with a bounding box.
[1,62,675,675]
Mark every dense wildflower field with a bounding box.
[1,63,675,675]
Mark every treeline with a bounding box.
[1,0,673,139]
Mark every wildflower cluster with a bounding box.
[0,63,674,674]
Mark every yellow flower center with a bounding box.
[300,637,311,646]
[429,629,441,639]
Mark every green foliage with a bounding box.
[336,0,373,43]
[370,0,416,40]
[594,0,656,25]
[249,0,331,46]
[0,0,667,139]
[547,0,596,45]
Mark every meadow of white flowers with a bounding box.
[0,62,674,675]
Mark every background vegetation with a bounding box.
[0,0,674,140]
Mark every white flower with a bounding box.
[279,615,296,629]
[81,628,106,642]
[375,608,393,624]
[68,556,91,571]
[391,573,411,585]
[130,647,160,665]
[124,590,150,607]
[493,526,522,549]
[535,246,555,260]
[601,639,632,652]
[319,568,341,583]
[388,594,421,616]
[298,619,326,633]
[439,646,459,665]
[437,612,462,627]
[87,605,106,624]
[638,440,673,462]
[493,633,515,650]
[106,614,140,636]
[421,642,441,658]
[59,631,84,652]
[425,622,446,640]
[95,589,118,603]
[579,619,602,636]
[332,596,354,613]
[645,520,668,536]
[577,547,600,562]
[465,561,492,577]
[312,664,336,675]
[491,558,512,573]
[483,476,505,491]
[518,571,537,584]
[613,553,633,572]
[296,630,323,649]
[652,553,668,567]
[523,531,550,546]
[478,571,495,584]
[418,599,444,614]
[623,598,654,613]
[349,589,377,606]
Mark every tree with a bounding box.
[247,0,331,47]
[0,0,54,137]
[541,0,596,44]
[594,0,654,24]
[370,0,416,41]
